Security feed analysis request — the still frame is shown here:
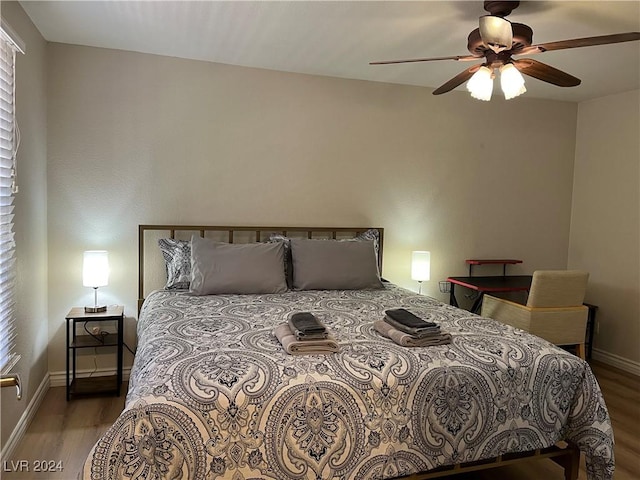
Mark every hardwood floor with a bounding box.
[2,386,127,479]
[3,362,638,479]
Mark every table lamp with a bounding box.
[83,250,109,312]
[411,251,430,294]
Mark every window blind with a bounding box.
[0,25,20,374]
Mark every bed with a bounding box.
[82,225,614,480]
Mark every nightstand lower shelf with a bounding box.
[69,375,120,396]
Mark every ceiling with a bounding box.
[20,1,640,102]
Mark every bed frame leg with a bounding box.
[552,443,580,480]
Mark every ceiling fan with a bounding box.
[370,1,640,100]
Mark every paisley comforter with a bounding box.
[82,284,614,480]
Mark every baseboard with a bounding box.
[1,372,50,461]
[591,348,640,376]
[49,367,132,387]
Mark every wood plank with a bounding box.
[3,384,127,479]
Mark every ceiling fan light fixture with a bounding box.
[479,15,513,53]
[466,66,494,101]
[500,63,526,100]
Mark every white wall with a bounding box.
[570,89,640,369]
[0,2,48,449]
[45,43,579,375]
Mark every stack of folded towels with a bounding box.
[374,308,452,347]
[274,312,340,355]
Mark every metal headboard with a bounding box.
[138,224,384,311]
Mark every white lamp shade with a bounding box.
[83,250,109,287]
[500,63,527,100]
[466,66,494,101]
[411,251,431,282]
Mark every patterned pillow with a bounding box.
[355,228,381,263]
[269,234,293,288]
[158,238,191,289]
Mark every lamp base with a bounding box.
[85,305,107,313]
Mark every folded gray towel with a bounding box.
[374,320,452,347]
[294,330,329,341]
[288,312,328,340]
[274,323,340,355]
[384,315,441,338]
[385,308,437,329]
[288,312,326,334]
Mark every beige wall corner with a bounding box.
[570,89,640,369]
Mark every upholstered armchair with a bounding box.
[481,270,589,359]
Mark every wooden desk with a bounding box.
[447,275,533,314]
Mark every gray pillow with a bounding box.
[269,229,382,287]
[190,235,287,295]
[290,238,383,290]
[158,238,191,289]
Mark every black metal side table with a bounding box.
[65,305,124,400]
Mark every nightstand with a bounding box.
[65,305,124,400]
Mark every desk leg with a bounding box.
[584,304,597,360]
[66,320,70,401]
[470,292,485,314]
[449,284,459,308]
[72,320,77,400]
[117,315,123,396]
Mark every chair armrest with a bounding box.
[482,295,529,310]
[481,295,532,331]
[482,295,588,347]
[482,295,586,313]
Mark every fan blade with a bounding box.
[513,58,581,87]
[432,64,482,95]
[513,32,640,55]
[370,55,480,65]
